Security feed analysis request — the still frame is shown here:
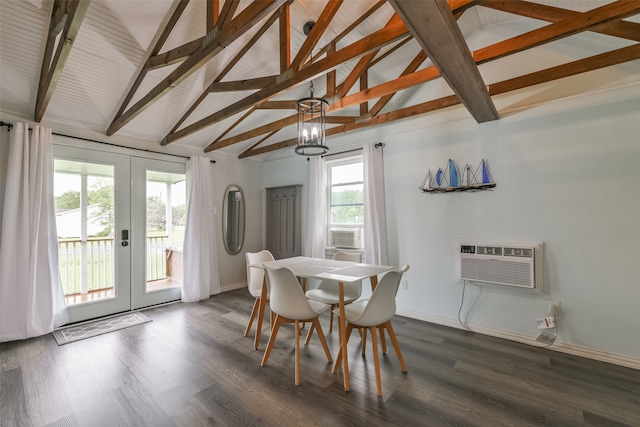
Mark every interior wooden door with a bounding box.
[265,185,301,259]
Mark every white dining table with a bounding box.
[252,256,393,392]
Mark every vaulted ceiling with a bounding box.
[1,0,639,160]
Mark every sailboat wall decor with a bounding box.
[420,159,496,193]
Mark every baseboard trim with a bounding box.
[221,281,247,292]
[396,308,640,371]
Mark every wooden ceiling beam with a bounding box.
[207,2,638,153]
[241,42,640,158]
[208,107,258,148]
[479,0,640,42]
[146,38,201,70]
[388,0,498,123]
[473,0,640,64]
[169,4,284,139]
[239,95,462,158]
[488,43,640,96]
[205,115,298,151]
[448,0,478,14]
[35,0,90,122]
[311,0,387,63]
[369,50,427,116]
[167,4,284,136]
[360,71,369,116]
[209,76,278,92]
[256,100,298,109]
[279,2,290,72]
[336,51,378,98]
[111,0,190,123]
[216,0,240,30]
[107,0,286,136]
[326,43,336,97]
[367,35,412,69]
[290,0,343,71]
[207,0,219,31]
[164,13,409,145]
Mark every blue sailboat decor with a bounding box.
[448,159,460,187]
[420,158,496,193]
[435,167,445,187]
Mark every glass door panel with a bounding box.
[131,157,185,309]
[53,146,131,323]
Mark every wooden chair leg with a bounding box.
[370,326,383,396]
[329,306,334,333]
[295,320,301,385]
[379,326,387,353]
[384,321,407,373]
[261,315,283,366]
[244,298,259,337]
[312,318,333,363]
[304,322,315,345]
[361,327,367,355]
[333,323,355,371]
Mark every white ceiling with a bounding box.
[1,0,638,161]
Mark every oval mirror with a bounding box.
[222,184,245,255]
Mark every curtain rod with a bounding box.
[320,142,384,159]
[0,121,215,163]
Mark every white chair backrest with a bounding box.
[245,250,274,297]
[352,265,410,327]
[330,251,362,292]
[264,265,318,320]
[333,251,362,263]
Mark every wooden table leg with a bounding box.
[254,277,267,350]
[370,275,379,291]
[332,281,350,391]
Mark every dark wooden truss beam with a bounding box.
[35,0,90,122]
[167,13,409,146]
[106,0,286,136]
[240,43,640,158]
[388,0,498,123]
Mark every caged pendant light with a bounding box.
[295,81,328,156]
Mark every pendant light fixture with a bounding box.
[295,80,328,156]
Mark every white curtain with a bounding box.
[305,156,327,258]
[363,142,388,265]
[182,156,220,302]
[0,123,68,342]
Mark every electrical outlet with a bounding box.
[536,316,556,329]
[400,280,408,291]
[549,300,561,316]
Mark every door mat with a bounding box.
[52,312,152,345]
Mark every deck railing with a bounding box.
[59,235,169,296]
[146,235,168,282]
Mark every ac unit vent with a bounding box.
[457,240,543,294]
[330,228,362,249]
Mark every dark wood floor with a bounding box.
[2,289,639,427]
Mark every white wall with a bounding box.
[263,84,640,365]
[212,153,264,289]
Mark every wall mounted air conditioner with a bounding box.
[330,228,362,249]
[457,240,544,294]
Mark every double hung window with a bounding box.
[326,156,364,250]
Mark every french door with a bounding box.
[53,145,186,323]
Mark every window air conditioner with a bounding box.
[457,240,544,294]
[330,228,362,249]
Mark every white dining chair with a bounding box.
[306,250,362,333]
[333,265,410,396]
[261,265,333,386]
[244,250,275,341]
